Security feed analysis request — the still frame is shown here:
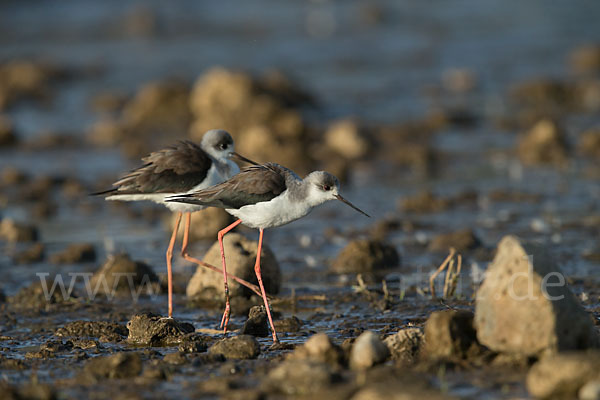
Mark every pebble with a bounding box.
[349,330,389,370]
[208,335,261,360]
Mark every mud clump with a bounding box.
[288,333,345,367]
[526,351,600,399]
[264,360,340,396]
[14,242,45,264]
[384,327,423,365]
[8,281,75,311]
[240,306,269,337]
[91,254,159,296]
[324,119,371,160]
[350,330,389,370]
[273,316,303,333]
[81,352,142,383]
[474,235,599,357]
[423,310,482,360]
[208,335,260,360]
[578,128,600,158]
[127,313,194,346]
[0,219,38,242]
[428,229,482,252]
[50,243,96,264]
[331,239,400,276]
[187,233,280,299]
[172,207,233,241]
[55,320,128,342]
[517,119,569,167]
[0,382,56,400]
[178,333,212,353]
[400,190,450,214]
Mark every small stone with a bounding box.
[526,351,600,399]
[14,242,45,264]
[331,239,400,276]
[580,380,600,400]
[324,119,370,159]
[208,335,260,360]
[474,235,598,357]
[517,119,568,167]
[186,233,280,299]
[349,330,390,370]
[91,253,159,296]
[241,306,269,337]
[127,313,194,346]
[384,327,423,365]
[178,333,211,353]
[400,190,450,214]
[8,280,75,311]
[273,316,303,333]
[0,219,38,242]
[288,333,345,367]
[578,128,600,158]
[81,353,142,382]
[428,229,482,252]
[423,310,480,360]
[264,360,338,396]
[50,243,96,264]
[570,44,600,75]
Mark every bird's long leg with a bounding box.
[180,212,263,298]
[166,212,182,318]
[217,219,243,333]
[255,228,279,343]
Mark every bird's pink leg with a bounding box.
[180,212,263,298]
[166,212,182,318]
[255,228,279,343]
[217,219,243,333]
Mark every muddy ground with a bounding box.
[1,1,600,399]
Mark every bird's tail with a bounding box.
[89,188,118,196]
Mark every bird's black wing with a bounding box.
[95,141,213,195]
[169,163,287,209]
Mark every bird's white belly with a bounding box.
[226,191,312,229]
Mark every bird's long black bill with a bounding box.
[230,152,259,166]
[335,194,370,217]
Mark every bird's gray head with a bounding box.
[201,129,235,161]
[304,171,370,217]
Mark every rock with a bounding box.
[55,321,128,342]
[14,243,45,264]
[171,207,233,241]
[264,360,338,396]
[510,78,576,111]
[127,313,194,346]
[580,380,600,400]
[475,236,598,357]
[349,331,389,370]
[288,333,345,367]
[570,44,600,75]
[428,229,482,252]
[87,118,125,147]
[91,253,159,296]
[400,190,450,214]
[324,119,370,159]
[331,239,400,276]
[351,381,454,400]
[423,310,481,360]
[273,316,303,333]
[81,353,142,382]
[526,351,600,399]
[517,119,569,167]
[384,327,423,365]
[208,335,260,360]
[0,219,38,242]
[89,90,128,113]
[0,115,17,147]
[178,333,211,353]
[186,233,280,299]
[0,166,28,186]
[0,59,63,110]
[578,128,600,158]
[50,243,96,264]
[241,306,269,337]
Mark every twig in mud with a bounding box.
[430,247,463,299]
[429,248,456,298]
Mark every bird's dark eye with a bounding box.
[218,143,228,150]
[322,185,331,191]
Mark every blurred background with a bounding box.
[0,0,600,294]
